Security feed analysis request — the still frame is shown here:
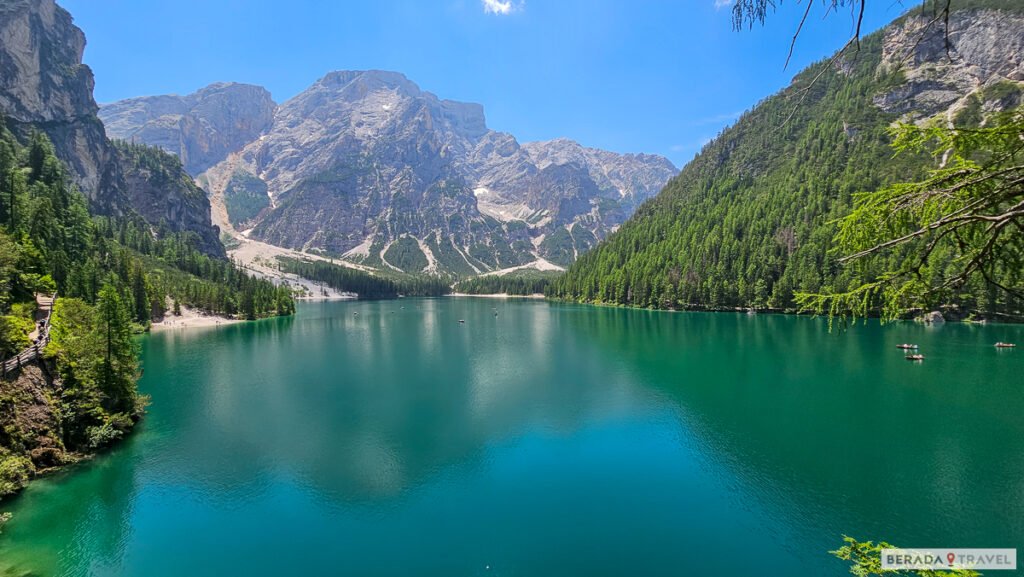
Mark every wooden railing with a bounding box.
[1,292,56,378]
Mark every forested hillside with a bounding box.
[277,258,450,299]
[0,122,293,502]
[454,270,557,295]
[548,1,1024,317]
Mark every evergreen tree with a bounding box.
[94,282,138,415]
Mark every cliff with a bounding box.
[0,0,225,256]
[100,83,276,176]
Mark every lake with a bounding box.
[0,299,1022,576]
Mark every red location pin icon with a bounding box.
[948,552,956,566]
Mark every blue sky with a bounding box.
[61,0,913,167]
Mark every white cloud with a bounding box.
[713,0,733,9]
[482,0,522,15]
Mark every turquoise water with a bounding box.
[0,299,1022,576]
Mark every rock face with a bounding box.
[0,0,112,201]
[0,363,69,499]
[99,83,276,176]
[110,141,226,256]
[0,0,224,256]
[874,7,1024,119]
[180,71,677,274]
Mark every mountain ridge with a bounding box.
[102,70,678,275]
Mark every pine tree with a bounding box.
[94,282,138,414]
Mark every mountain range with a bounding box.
[100,72,677,275]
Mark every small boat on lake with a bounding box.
[905,354,925,361]
[896,344,918,350]
[995,342,1016,348]
[459,319,465,324]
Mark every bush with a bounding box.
[0,454,34,497]
[0,314,34,357]
[85,422,123,450]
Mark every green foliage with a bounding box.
[423,233,479,277]
[84,412,134,450]
[797,112,1024,322]
[0,313,33,358]
[109,140,205,203]
[0,454,33,496]
[88,217,294,321]
[223,169,270,227]
[47,292,138,448]
[277,257,450,299]
[454,270,558,295]
[549,7,1022,319]
[0,124,292,330]
[383,236,428,272]
[539,227,577,267]
[94,283,138,414]
[831,536,981,577]
[0,126,294,327]
[0,119,295,503]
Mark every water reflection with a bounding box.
[136,300,643,504]
[562,306,1024,549]
[0,300,1021,577]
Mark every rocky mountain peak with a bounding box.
[106,71,677,274]
[318,69,421,96]
[100,82,276,176]
[522,138,678,203]
[284,70,489,142]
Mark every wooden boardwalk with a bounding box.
[2,292,56,378]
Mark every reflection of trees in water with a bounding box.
[568,306,1024,549]
[143,300,633,503]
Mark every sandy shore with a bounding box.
[150,306,242,331]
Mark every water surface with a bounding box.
[1,299,1022,576]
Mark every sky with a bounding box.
[60,0,915,168]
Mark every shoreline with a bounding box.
[294,294,357,301]
[149,306,241,331]
[447,293,546,299]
